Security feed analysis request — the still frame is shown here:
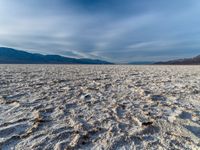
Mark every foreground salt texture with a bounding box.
[0,65,199,150]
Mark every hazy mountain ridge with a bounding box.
[0,47,112,64]
[128,61,155,65]
[155,55,200,65]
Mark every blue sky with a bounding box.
[0,0,200,62]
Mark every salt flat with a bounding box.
[0,65,199,150]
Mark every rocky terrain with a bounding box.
[0,65,199,150]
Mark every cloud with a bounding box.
[0,0,200,62]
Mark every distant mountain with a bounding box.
[155,55,200,65]
[128,61,155,65]
[0,47,112,64]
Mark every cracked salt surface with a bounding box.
[0,65,199,150]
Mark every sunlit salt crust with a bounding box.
[0,65,199,149]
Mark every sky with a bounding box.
[0,0,200,63]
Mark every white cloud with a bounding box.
[0,0,200,62]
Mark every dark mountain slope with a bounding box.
[155,55,200,65]
[0,47,112,64]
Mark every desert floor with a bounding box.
[0,65,199,150]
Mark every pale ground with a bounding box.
[0,65,199,150]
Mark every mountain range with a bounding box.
[0,47,112,64]
[0,47,199,65]
[155,55,200,65]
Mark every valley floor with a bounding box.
[0,65,199,149]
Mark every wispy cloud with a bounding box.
[0,0,200,62]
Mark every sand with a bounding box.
[0,65,199,150]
